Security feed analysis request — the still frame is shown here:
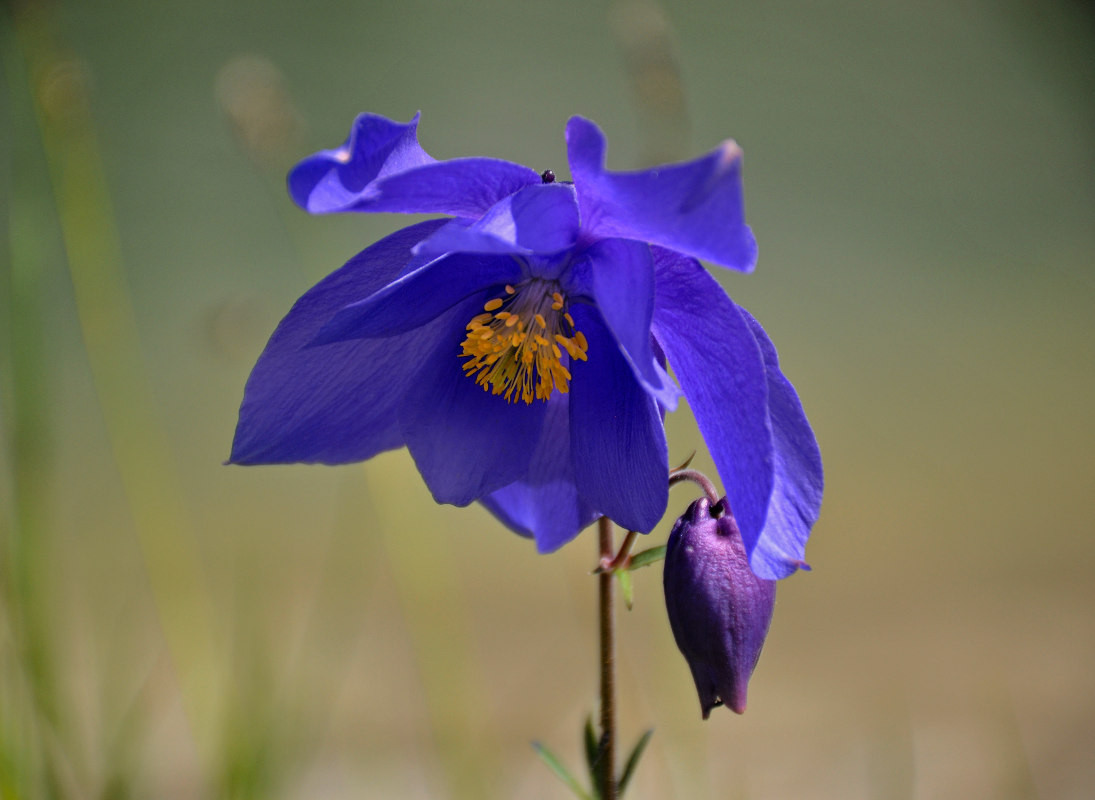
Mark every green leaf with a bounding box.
[583,715,600,779]
[616,569,634,610]
[533,742,593,800]
[627,546,667,571]
[617,729,654,797]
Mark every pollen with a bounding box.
[461,280,589,404]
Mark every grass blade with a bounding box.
[533,742,592,800]
[617,729,654,797]
[584,715,600,779]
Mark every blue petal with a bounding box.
[737,308,824,579]
[576,238,680,409]
[649,248,776,568]
[288,112,435,212]
[479,393,600,552]
[360,158,542,218]
[399,299,549,506]
[311,253,522,345]
[415,183,580,256]
[229,220,448,464]
[289,112,539,217]
[566,116,758,272]
[569,304,669,533]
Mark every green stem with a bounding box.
[14,0,217,761]
[597,516,617,800]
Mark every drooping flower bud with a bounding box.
[663,496,776,718]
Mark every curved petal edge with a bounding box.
[737,308,824,580]
[567,116,758,272]
[289,112,540,217]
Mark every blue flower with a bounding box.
[663,496,777,717]
[229,112,823,578]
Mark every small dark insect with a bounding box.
[540,169,555,184]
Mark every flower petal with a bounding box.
[737,307,824,579]
[289,112,539,217]
[578,238,680,409]
[566,116,757,272]
[311,253,522,345]
[288,112,435,212]
[649,248,776,569]
[399,300,548,506]
[569,305,669,533]
[361,159,543,218]
[229,220,448,464]
[479,393,600,552]
[415,183,580,257]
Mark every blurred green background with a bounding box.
[3,0,1093,797]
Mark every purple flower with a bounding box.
[663,496,777,717]
[229,112,823,577]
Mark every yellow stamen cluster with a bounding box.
[461,282,589,404]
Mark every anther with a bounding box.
[540,169,556,184]
[460,280,586,404]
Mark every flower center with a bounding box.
[461,280,589,404]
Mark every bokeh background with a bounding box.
[3,0,1093,797]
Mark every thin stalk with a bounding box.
[668,468,721,509]
[2,9,65,793]
[608,530,638,571]
[15,0,218,763]
[597,516,617,800]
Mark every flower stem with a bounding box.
[608,529,638,571]
[668,468,722,509]
[597,516,617,800]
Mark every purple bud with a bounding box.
[663,496,777,718]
